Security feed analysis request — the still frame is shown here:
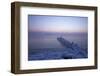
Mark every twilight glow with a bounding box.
[28,15,88,33]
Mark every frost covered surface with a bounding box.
[28,37,87,61]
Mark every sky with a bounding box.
[28,15,88,33]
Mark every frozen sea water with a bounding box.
[28,33,88,61]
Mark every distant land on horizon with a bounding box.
[28,31,87,37]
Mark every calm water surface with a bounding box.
[28,32,87,50]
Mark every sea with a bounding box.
[28,32,88,60]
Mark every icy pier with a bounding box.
[57,37,87,58]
